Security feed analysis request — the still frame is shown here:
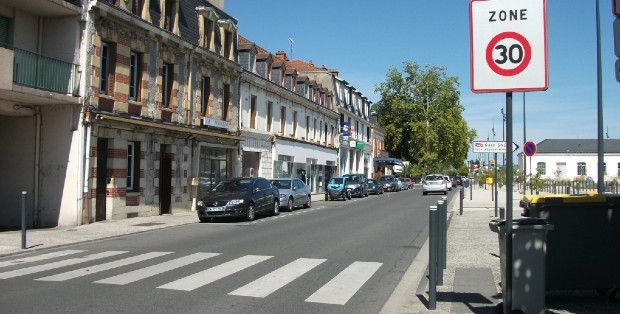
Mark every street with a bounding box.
[0,187,455,314]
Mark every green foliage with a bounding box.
[374,61,476,174]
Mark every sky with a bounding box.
[224,0,620,161]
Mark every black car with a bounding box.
[379,175,399,192]
[196,177,280,222]
[367,179,384,195]
[343,173,369,198]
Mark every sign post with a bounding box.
[470,1,547,312]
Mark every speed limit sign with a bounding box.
[470,0,548,93]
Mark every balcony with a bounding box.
[6,45,79,96]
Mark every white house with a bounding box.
[518,139,620,182]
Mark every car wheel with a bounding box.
[423,192,427,196]
[444,191,448,195]
[325,194,329,201]
[199,217,209,223]
[272,201,280,216]
[246,203,256,221]
[287,198,294,212]
[303,195,311,208]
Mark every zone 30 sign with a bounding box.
[470,0,548,93]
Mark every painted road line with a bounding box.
[229,258,326,298]
[0,250,86,268]
[157,255,273,291]
[0,251,128,279]
[305,261,382,305]
[94,253,221,285]
[35,252,172,282]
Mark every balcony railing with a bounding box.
[9,45,79,96]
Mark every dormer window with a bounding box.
[196,6,219,51]
[163,0,178,33]
[218,19,237,61]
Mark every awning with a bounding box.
[373,157,404,166]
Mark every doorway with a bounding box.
[95,138,108,222]
[159,144,172,215]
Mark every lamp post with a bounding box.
[501,108,506,167]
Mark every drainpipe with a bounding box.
[33,106,41,227]
[79,110,92,224]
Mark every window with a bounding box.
[127,142,140,192]
[0,16,10,45]
[223,84,230,120]
[201,76,210,116]
[324,123,328,143]
[224,30,232,59]
[313,118,317,139]
[577,162,587,176]
[280,106,286,134]
[100,42,110,95]
[250,95,257,129]
[164,0,176,32]
[305,116,310,140]
[131,0,144,16]
[129,51,141,101]
[537,162,546,175]
[204,19,214,50]
[267,101,273,132]
[162,63,173,108]
[292,111,297,136]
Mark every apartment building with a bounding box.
[238,37,339,193]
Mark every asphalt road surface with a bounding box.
[0,187,455,314]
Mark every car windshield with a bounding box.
[368,179,377,184]
[426,175,443,181]
[329,178,344,185]
[213,179,252,192]
[344,175,360,182]
[271,180,292,189]
[380,176,394,181]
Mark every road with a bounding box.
[0,187,456,314]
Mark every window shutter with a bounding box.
[0,16,9,45]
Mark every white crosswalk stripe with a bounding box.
[35,252,172,282]
[0,251,128,279]
[94,253,220,285]
[305,261,383,305]
[0,250,86,268]
[229,257,326,298]
[157,255,273,291]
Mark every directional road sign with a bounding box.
[473,141,520,153]
[523,141,537,157]
[470,0,548,92]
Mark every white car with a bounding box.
[443,175,452,191]
[423,174,448,195]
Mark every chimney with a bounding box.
[328,68,339,77]
[209,0,224,10]
[275,51,288,61]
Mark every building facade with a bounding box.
[238,38,339,193]
[518,139,620,182]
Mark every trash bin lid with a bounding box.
[521,193,607,205]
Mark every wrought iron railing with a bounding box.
[10,46,79,96]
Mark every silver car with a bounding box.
[422,174,448,195]
[271,178,311,211]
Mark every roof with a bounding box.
[286,60,327,72]
[536,139,620,154]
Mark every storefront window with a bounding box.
[198,147,228,199]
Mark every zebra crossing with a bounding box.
[0,249,383,306]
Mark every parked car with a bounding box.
[271,178,311,211]
[343,173,369,198]
[367,179,384,195]
[196,177,279,222]
[404,177,413,189]
[443,175,453,191]
[453,176,463,186]
[396,177,408,191]
[379,175,399,192]
[325,176,351,201]
[423,174,448,195]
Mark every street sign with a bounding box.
[523,141,537,157]
[470,0,548,92]
[473,141,519,153]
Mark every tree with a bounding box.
[374,61,476,173]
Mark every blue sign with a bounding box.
[342,122,349,140]
[523,141,537,157]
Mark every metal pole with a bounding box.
[505,92,514,313]
[494,152,498,216]
[596,0,605,194]
[522,92,526,195]
[428,205,437,310]
[437,200,444,286]
[470,178,473,200]
[21,191,27,249]
[441,196,448,270]
[500,207,505,220]
[460,187,464,215]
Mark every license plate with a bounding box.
[206,206,225,212]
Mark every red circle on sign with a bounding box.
[523,141,537,157]
[486,32,532,77]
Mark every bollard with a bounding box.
[499,207,505,220]
[470,178,473,200]
[441,196,448,270]
[459,187,464,215]
[436,200,445,285]
[428,205,438,310]
[21,191,27,250]
[494,189,498,217]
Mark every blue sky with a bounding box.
[225,0,620,158]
